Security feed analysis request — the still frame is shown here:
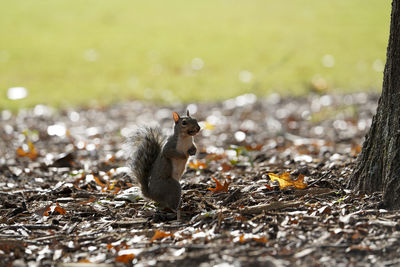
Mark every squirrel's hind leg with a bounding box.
[148,177,181,213]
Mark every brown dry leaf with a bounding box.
[238,235,268,244]
[245,144,263,151]
[235,215,247,222]
[115,254,135,263]
[208,176,230,193]
[16,141,38,160]
[150,230,174,242]
[220,162,232,171]
[268,172,307,189]
[252,236,268,243]
[205,153,227,161]
[113,187,121,194]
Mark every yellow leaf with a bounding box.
[268,172,307,189]
[203,121,215,130]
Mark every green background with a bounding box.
[0,0,391,110]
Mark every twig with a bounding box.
[307,172,330,187]
[1,224,60,230]
[242,201,303,214]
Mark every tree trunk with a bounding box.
[349,0,400,209]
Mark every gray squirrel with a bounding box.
[128,111,200,217]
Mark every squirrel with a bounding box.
[128,110,201,217]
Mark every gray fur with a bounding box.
[128,126,165,198]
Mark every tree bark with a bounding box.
[349,0,400,209]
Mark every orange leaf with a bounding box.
[245,144,264,151]
[268,172,307,189]
[54,205,67,215]
[113,187,121,194]
[188,159,207,170]
[150,230,174,242]
[235,216,247,221]
[208,176,230,193]
[16,147,26,157]
[239,235,246,243]
[107,243,113,250]
[94,176,106,188]
[265,184,273,190]
[79,197,96,205]
[78,259,92,263]
[115,254,135,263]
[16,141,38,160]
[351,144,362,156]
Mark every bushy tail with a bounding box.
[128,127,165,197]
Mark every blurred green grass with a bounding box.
[0,0,391,110]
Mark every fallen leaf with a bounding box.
[208,176,230,193]
[234,215,247,221]
[113,187,121,194]
[151,230,174,242]
[188,159,206,170]
[220,162,232,171]
[203,121,215,130]
[265,184,274,190]
[351,144,362,156]
[78,259,92,263]
[115,253,135,263]
[34,204,52,217]
[16,141,38,160]
[252,236,268,243]
[267,172,307,189]
[245,144,263,151]
[54,203,67,215]
[94,176,106,188]
[79,198,96,205]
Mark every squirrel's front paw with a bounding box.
[187,146,197,156]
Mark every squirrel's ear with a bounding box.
[186,110,190,117]
[173,112,180,123]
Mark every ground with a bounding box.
[1,93,400,266]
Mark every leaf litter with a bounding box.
[1,93,400,266]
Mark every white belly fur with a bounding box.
[171,135,193,180]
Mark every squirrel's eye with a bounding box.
[182,120,187,126]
